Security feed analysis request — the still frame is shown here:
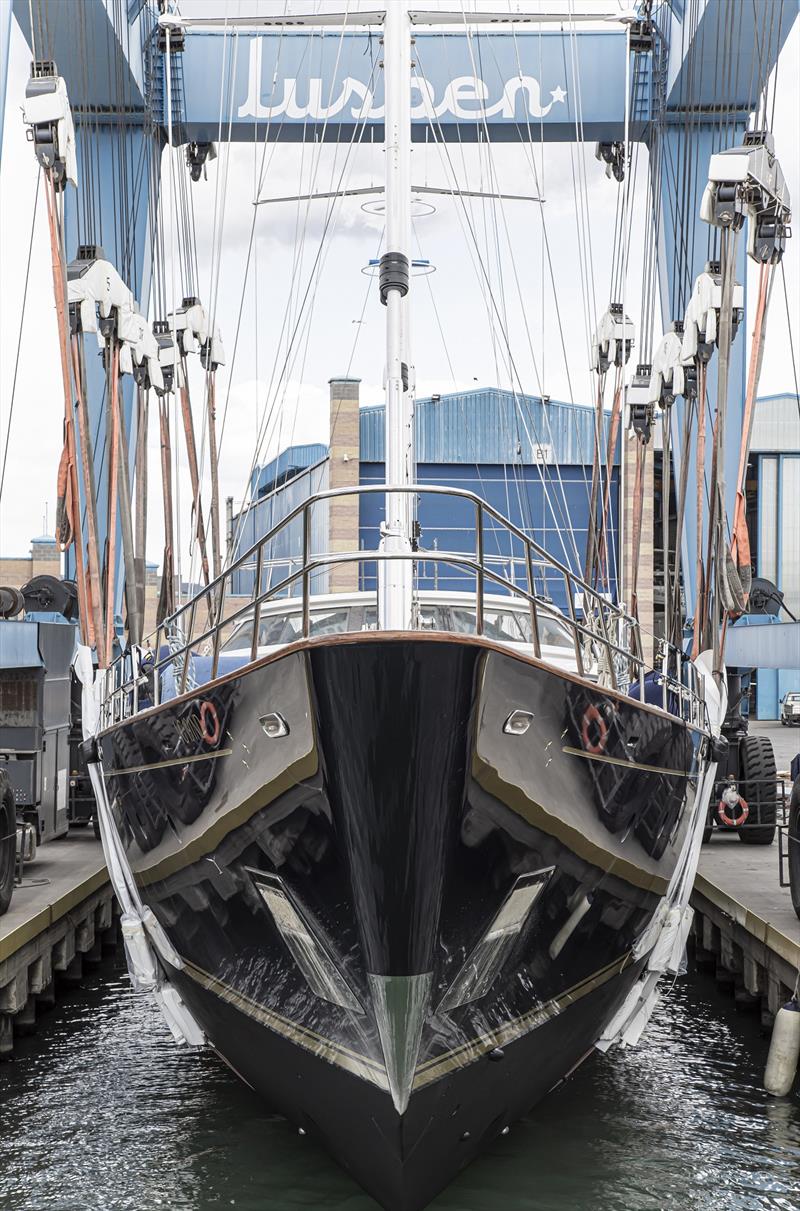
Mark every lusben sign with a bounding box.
[239,40,568,121]
[174,30,640,143]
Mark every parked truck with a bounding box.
[0,577,93,915]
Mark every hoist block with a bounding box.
[592,304,635,375]
[23,66,78,190]
[700,131,792,264]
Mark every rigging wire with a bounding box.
[226,40,377,566]
[0,175,41,508]
[780,262,800,424]
[415,30,586,581]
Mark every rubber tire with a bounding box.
[738,734,777,845]
[0,771,16,916]
[788,776,800,921]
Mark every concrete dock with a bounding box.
[0,830,114,1056]
[694,836,799,1020]
[692,721,800,1023]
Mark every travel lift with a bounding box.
[7,71,221,1035]
[15,61,797,1030]
[648,131,793,848]
[597,131,794,1051]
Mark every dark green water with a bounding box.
[1,954,799,1211]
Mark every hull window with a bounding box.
[252,872,364,1014]
[439,869,553,1012]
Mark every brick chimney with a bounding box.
[328,378,361,593]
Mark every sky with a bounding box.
[0,0,798,575]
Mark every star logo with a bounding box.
[550,85,568,104]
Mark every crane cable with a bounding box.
[416,35,583,579]
[0,175,39,508]
[729,262,776,608]
[457,14,584,577]
[226,45,378,567]
[41,165,103,655]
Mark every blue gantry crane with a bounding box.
[0,1,798,901]
[1,0,796,638]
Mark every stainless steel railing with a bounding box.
[99,484,708,732]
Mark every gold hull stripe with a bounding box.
[412,953,633,1089]
[105,749,233,777]
[561,745,691,779]
[181,958,389,1091]
[179,949,635,1097]
[472,755,672,896]
[133,748,319,886]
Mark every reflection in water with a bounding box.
[0,954,798,1211]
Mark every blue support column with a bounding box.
[8,0,156,648]
[653,0,798,619]
[62,117,154,634]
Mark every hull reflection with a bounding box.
[101,634,706,1211]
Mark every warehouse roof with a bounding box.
[360,389,611,466]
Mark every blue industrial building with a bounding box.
[230,385,799,719]
[230,386,618,613]
[749,393,800,718]
[358,391,617,607]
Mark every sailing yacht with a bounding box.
[77,6,725,1210]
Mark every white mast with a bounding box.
[378,0,413,631]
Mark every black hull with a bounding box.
[101,635,705,1209]
[171,953,643,1210]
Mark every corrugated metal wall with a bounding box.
[750,394,800,454]
[230,459,329,598]
[229,389,620,614]
[755,447,800,718]
[360,389,614,467]
[250,443,329,499]
[360,462,618,611]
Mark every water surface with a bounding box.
[1,955,799,1210]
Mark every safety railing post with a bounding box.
[564,573,585,677]
[251,543,264,664]
[211,575,227,681]
[154,625,162,707]
[594,595,618,691]
[526,546,541,660]
[475,502,484,635]
[302,502,311,638]
[180,599,197,696]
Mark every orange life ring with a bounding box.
[717,795,749,828]
[581,704,608,755]
[199,700,220,746]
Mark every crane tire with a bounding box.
[788,776,800,921]
[738,734,777,845]
[0,771,16,916]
